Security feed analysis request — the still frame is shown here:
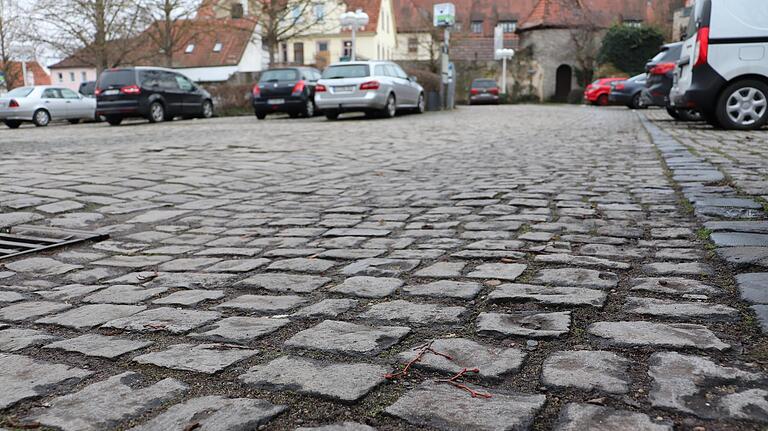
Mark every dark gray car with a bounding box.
[609,74,647,109]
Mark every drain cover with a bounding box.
[0,225,109,261]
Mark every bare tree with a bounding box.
[217,0,342,65]
[568,22,602,87]
[32,0,145,73]
[138,0,199,67]
[0,0,26,90]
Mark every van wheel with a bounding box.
[381,94,396,118]
[106,115,123,126]
[716,80,768,130]
[33,109,50,127]
[148,102,165,123]
[677,109,702,122]
[666,106,681,120]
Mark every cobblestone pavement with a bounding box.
[0,106,766,431]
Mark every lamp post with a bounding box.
[495,48,515,94]
[339,9,369,61]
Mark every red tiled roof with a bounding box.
[1,61,52,88]
[517,0,591,31]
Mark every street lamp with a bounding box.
[339,9,369,61]
[495,48,515,94]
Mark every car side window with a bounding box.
[159,72,179,90]
[374,65,387,76]
[42,89,61,99]
[61,89,80,99]
[392,64,408,79]
[141,71,160,88]
[175,75,194,91]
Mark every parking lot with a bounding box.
[1,105,767,430]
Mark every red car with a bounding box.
[584,77,626,106]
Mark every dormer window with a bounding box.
[185,44,195,53]
[623,19,642,28]
[213,42,223,52]
[499,20,517,33]
[471,20,483,33]
[231,3,244,18]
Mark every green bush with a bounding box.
[404,67,441,94]
[598,25,665,76]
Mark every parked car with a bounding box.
[641,42,682,110]
[671,0,768,130]
[0,85,96,128]
[315,61,425,120]
[95,67,213,126]
[609,74,648,109]
[252,67,321,119]
[79,81,97,98]
[468,79,500,105]
[584,77,625,105]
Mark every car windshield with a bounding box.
[98,70,135,88]
[629,74,646,82]
[260,69,298,82]
[5,87,34,97]
[591,79,602,86]
[472,80,497,88]
[322,65,370,79]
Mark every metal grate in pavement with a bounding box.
[0,225,109,261]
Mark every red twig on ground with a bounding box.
[384,341,453,380]
[435,368,492,399]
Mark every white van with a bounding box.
[671,0,768,130]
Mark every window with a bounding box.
[230,2,244,18]
[57,72,63,83]
[260,69,299,81]
[174,74,194,91]
[374,64,387,75]
[293,42,304,64]
[213,42,223,52]
[61,88,80,99]
[42,88,61,99]
[499,20,517,33]
[81,71,87,81]
[624,19,642,28]
[342,40,352,58]
[322,64,369,79]
[408,37,418,53]
[471,20,483,33]
[281,43,288,63]
[140,70,160,87]
[69,72,75,82]
[317,41,329,52]
[291,6,302,23]
[313,3,324,21]
[185,43,195,53]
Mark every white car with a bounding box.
[671,0,768,130]
[315,61,425,120]
[0,85,96,128]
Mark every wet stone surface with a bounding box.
[0,106,765,430]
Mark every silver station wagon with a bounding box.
[315,61,425,120]
[0,85,96,128]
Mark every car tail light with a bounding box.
[315,84,327,93]
[615,83,625,90]
[649,62,676,75]
[291,80,306,96]
[488,87,499,95]
[252,84,261,97]
[120,85,140,95]
[694,27,710,67]
[360,81,380,90]
[8,99,19,108]
[470,88,479,95]
[94,88,102,96]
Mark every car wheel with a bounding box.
[666,106,681,120]
[68,119,80,125]
[106,115,123,126]
[289,112,300,118]
[255,111,267,120]
[148,101,165,123]
[677,109,702,122]
[201,100,214,119]
[597,94,609,106]
[4,120,21,129]
[325,111,339,120]
[303,99,315,117]
[716,79,768,131]
[33,109,50,127]
[415,93,425,114]
[629,93,643,109]
[381,94,396,118]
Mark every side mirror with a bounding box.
[408,75,417,82]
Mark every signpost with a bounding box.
[434,3,455,109]
[496,48,515,95]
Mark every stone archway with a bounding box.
[555,65,573,102]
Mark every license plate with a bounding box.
[334,86,355,92]
[268,99,284,104]
[102,89,119,96]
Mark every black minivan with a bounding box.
[252,67,321,119]
[96,67,213,126]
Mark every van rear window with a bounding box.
[322,65,370,79]
[98,70,136,88]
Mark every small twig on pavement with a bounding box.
[384,340,453,380]
[435,368,492,399]
[137,270,159,282]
